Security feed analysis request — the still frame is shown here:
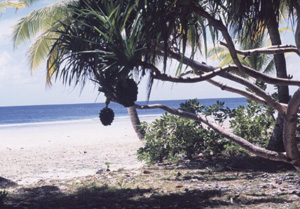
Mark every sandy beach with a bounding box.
[0,116,156,186]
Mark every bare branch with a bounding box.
[143,55,286,113]
[166,51,286,114]
[193,5,299,91]
[241,65,300,86]
[135,103,289,163]
[220,41,299,56]
[218,42,300,86]
[180,70,194,77]
[221,73,286,114]
[207,78,268,105]
[193,5,245,71]
[144,63,232,83]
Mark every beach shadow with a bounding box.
[2,184,293,209]
[3,185,226,209]
[0,177,18,189]
[164,156,296,173]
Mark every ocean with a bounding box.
[0,97,247,126]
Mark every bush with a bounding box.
[137,99,228,164]
[137,98,276,164]
[228,100,275,153]
[221,99,276,156]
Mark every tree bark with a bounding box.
[283,89,300,171]
[266,8,289,152]
[267,116,285,152]
[127,106,144,140]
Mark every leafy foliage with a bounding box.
[137,99,229,164]
[226,100,275,155]
[138,98,276,163]
[230,100,275,146]
[137,113,227,164]
[46,0,145,103]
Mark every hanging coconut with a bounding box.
[99,107,114,126]
[116,78,138,107]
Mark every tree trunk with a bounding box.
[127,106,144,140]
[283,89,300,172]
[266,10,289,152]
[267,115,285,151]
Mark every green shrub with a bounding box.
[223,99,275,155]
[137,98,276,164]
[137,99,228,164]
[230,100,275,146]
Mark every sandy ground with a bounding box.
[0,116,157,185]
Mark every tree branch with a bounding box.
[193,5,245,71]
[166,51,286,114]
[144,63,232,83]
[135,103,289,163]
[193,5,298,91]
[207,78,268,105]
[220,41,299,56]
[219,42,300,86]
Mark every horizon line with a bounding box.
[0,97,245,108]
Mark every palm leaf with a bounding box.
[12,0,70,48]
[0,1,27,13]
[28,31,55,72]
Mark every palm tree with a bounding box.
[12,0,72,71]
[12,0,145,139]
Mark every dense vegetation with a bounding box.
[138,98,276,164]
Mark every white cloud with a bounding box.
[0,51,13,80]
[0,18,18,46]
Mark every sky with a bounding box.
[0,1,299,107]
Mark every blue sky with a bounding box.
[0,0,299,107]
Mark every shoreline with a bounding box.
[0,116,154,186]
[0,114,161,128]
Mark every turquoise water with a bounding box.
[0,98,247,126]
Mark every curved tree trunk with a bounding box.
[266,9,289,152]
[127,106,144,140]
[283,89,300,172]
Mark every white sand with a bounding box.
[0,116,157,185]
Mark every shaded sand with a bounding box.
[0,116,157,185]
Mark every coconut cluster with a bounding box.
[98,78,138,126]
[116,78,138,107]
[99,107,114,126]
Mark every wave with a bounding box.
[0,118,95,128]
[0,114,162,128]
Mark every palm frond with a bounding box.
[12,0,70,48]
[0,1,27,13]
[262,57,275,74]
[28,31,59,72]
